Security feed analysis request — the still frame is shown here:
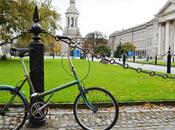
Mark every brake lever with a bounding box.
[70,41,80,48]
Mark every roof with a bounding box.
[66,4,79,14]
[156,0,175,16]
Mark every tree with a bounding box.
[114,42,136,58]
[47,36,61,59]
[114,43,122,58]
[0,0,61,58]
[94,44,111,57]
[121,42,136,53]
[83,31,108,61]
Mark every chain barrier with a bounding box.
[0,31,29,46]
[50,33,175,80]
[144,53,168,65]
[1,30,175,80]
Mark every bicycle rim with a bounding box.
[0,87,28,130]
[74,87,119,130]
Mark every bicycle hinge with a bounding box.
[30,93,39,98]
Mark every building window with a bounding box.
[75,18,77,27]
[67,17,70,28]
[71,17,74,27]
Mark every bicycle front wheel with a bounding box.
[0,86,28,130]
[74,87,119,130]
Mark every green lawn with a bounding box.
[128,59,175,67]
[0,58,175,103]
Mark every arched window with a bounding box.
[71,17,74,27]
[67,17,70,28]
[75,18,77,27]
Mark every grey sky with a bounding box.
[51,0,168,37]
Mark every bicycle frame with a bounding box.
[19,56,97,111]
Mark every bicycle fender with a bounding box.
[0,85,29,110]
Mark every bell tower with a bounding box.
[61,0,81,55]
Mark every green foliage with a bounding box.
[114,43,122,58]
[0,55,7,60]
[121,42,136,53]
[94,44,111,57]
[0,0,61,48]
[114,42,136,58]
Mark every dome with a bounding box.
[66,5,79,14]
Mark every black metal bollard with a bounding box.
[167,47,171,74]
[29,5,46,127]
[122,53,127,65]
[146,56,149,62]
[133,51,135,63]
[155,54,157,65]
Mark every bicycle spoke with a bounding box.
[74,87,118,130]
[0,88,28,130]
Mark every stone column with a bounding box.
[158,23,162,56]
[165,21,170,53]
[170,21,174,52]
[173,20,175,55]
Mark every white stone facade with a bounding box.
[61,0,81,55]
[109,0,175,58]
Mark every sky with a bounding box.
[51,0,168,37]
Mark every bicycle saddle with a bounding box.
[10,47,33,57]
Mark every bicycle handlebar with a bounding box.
[55,35,72,44]
[10,47,33,58]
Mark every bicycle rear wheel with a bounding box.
[0,86,28,130]
[74,87,119,130]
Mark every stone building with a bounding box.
[61,0,81,55]
[109,0,175,58]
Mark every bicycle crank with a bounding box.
[30,102,48,119]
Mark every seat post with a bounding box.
[20,58,35,93]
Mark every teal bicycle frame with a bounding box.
[19,56,97,112]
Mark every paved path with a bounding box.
[117,60,175,74]
[21,104,175,130]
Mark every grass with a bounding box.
[127,59,175,67]
[0,58,175,103]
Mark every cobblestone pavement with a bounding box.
[20,104,175,130]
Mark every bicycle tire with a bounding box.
[74,87,119,130]
[0,86,28,130]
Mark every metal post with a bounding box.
[133,51,135,63]
[146,56,149,62]
[155,54,157,65]
[119,39,121,61]
[167,47,171,74]
[29,5,46,127]
[122,53,126,65]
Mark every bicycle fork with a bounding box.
[80,89,98,113]
[68,56,98,113]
